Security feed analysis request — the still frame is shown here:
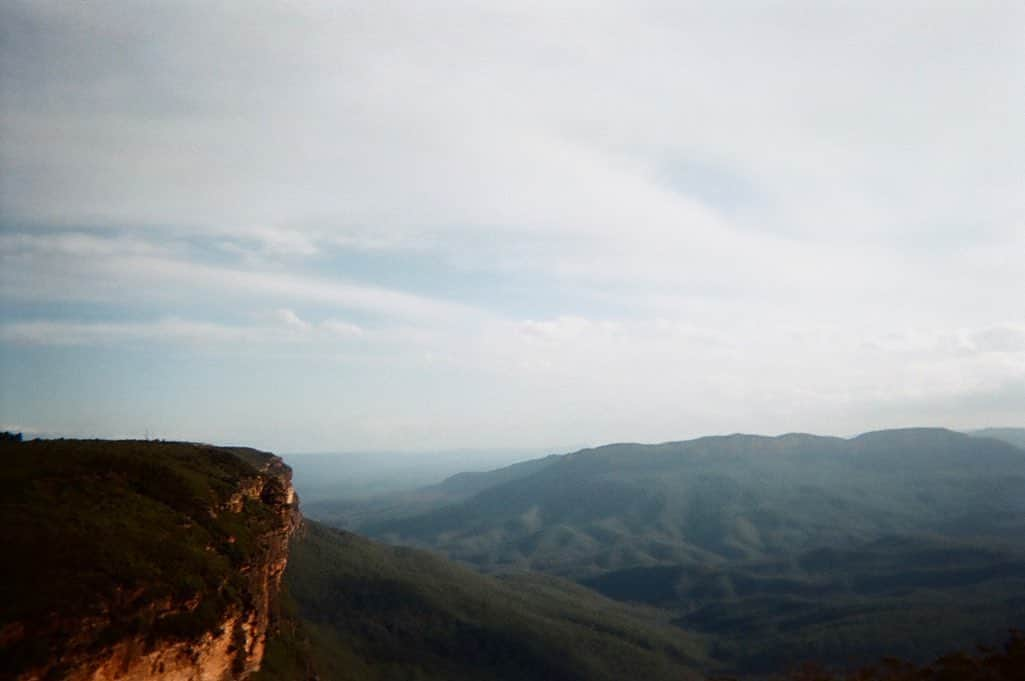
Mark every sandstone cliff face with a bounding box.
[1,440,301,681]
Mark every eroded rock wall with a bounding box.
[14,450,301,681]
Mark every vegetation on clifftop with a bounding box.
[0,438,286,678]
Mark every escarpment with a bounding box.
[0,439,301,681]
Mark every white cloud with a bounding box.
[2,308,1022,448]
[968,324,1025,354]
[0,318,253,346]
[2,2,1023,448]
[321,319,364,338]
[273,308,311,331]
[1,235,485,324]
[0,231,168,258]
[4,2,1020,333]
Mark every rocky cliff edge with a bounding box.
[0,439,302,681]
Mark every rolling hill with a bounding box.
[353,428,1025,673]
[971,427,1025,450]
[257,520,707,681]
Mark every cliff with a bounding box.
[0,439,301,681]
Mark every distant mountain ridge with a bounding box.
[970,427,1025,450]
[351,427,1025,674]
[310,427,1025,533]
[367,428,1025,572]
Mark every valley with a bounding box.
[305,428,1025,675]
[3,429,1023,679]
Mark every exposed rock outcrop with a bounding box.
[0,440,301,681]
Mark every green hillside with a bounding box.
[356,428,1025,674]
[256,520,707,681]
[367,429,1025,572]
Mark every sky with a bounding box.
[1,1,1023,453]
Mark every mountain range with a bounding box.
[3,427,1023,679]
[309,427,1025,674]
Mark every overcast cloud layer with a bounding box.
[1,1,1023,451]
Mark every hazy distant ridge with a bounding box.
[351,427,1025,673]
